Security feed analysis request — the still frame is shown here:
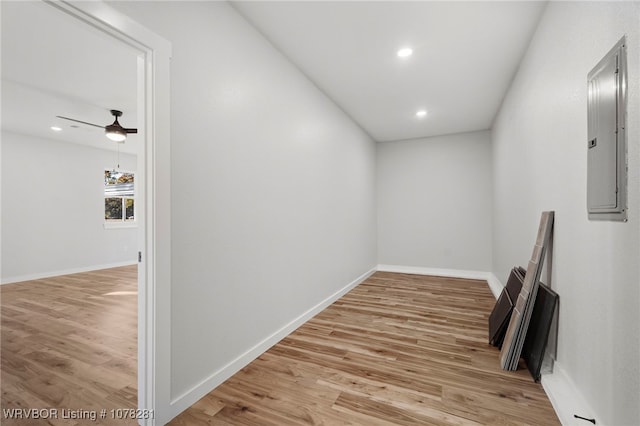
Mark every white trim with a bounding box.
[542,363,600,426]
[377,264,490,280]
[104,221,138,229]
[1,261,137,285]
[44,2,172,425]
[167,267,377,421]
[377,264,503,298]
[485,272,504,299]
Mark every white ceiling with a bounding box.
[2,1,546,148]
[232,1,547,142]
[1,1,139,154]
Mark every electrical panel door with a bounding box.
[587,38,627,221]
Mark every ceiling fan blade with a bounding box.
[56,116,105,129]
[123,128,138,134]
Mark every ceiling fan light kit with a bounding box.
[105,110,128,142]
[56,109,137,142]
[105,126,127,142]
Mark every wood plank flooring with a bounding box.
[1,266,138,426]
[171,272,560,425]
[2,269,559,425]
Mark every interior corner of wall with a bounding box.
[486,272,504,299]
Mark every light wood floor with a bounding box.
[1,266,138,426]
[171,272,559,425]
[2,269,559,425]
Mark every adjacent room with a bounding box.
[1,1,638,425]
[1,0,142,420]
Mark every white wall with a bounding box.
[492,2,639,424]
[108,1,377,419]
[1,131,138,283]
[377,131,492,273]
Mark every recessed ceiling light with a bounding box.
[50,126,62,132]
[397,47,413,58]
[416,110,428,118]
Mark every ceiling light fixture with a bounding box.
[105,111,129,142]
[57,109,136,143]
[416,110,428,118]
[105,124,127,142]
[50,126,62,132]
[397,47,413,58]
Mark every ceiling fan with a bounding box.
[56,109,137,142]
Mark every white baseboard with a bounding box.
[485,272,503,299]
[1,261,138,285]
[376,264,504,298]
[542,363,600,425]
[167,267,377,420]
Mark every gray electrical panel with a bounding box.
[587,37,627,221]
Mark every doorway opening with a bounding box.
[1,1,170,423]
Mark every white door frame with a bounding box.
[43,2,172,424]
